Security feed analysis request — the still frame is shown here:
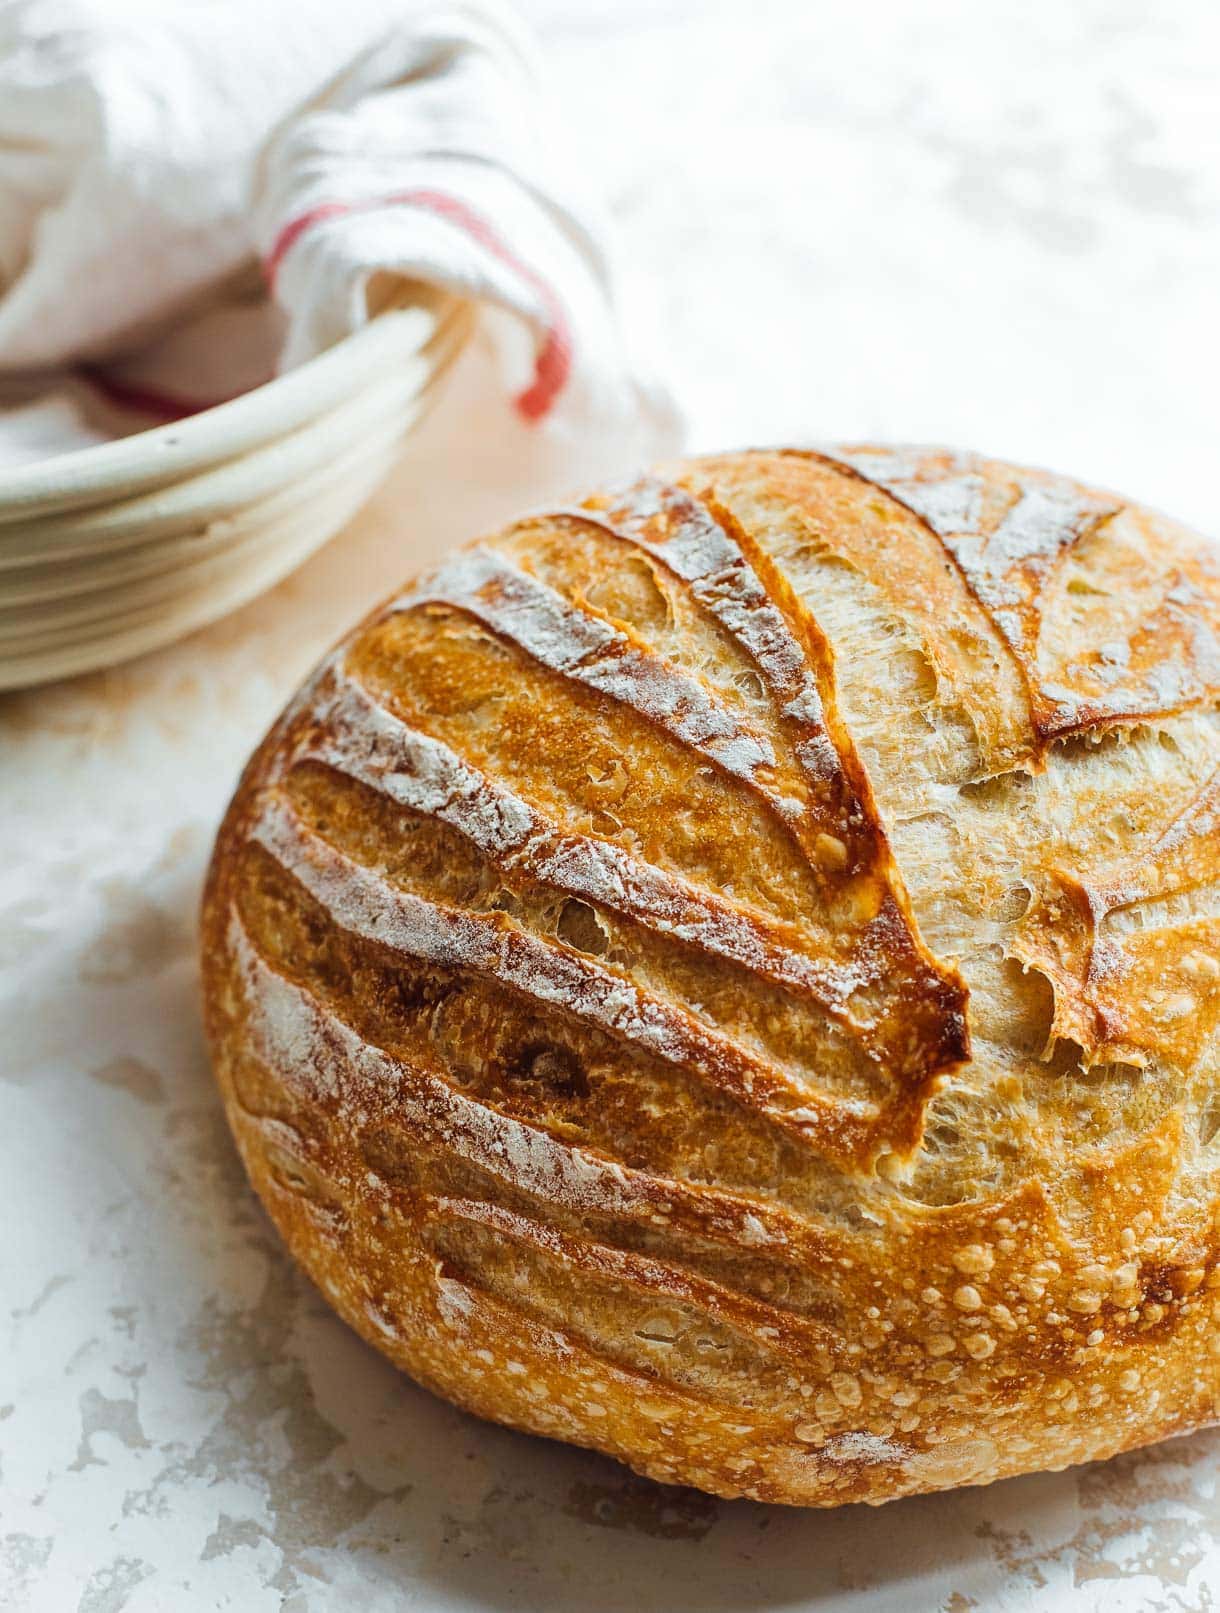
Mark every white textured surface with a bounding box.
[5,1,1220,1608]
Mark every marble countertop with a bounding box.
[5,2,1220,1608]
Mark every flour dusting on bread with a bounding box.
[203,446,1220,1506]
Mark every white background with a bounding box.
[4,1,1220,1608]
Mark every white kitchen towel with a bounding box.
[0,0,681,481]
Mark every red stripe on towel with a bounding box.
[79,366,235,423]
[266,188,572,422]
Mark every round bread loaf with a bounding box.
[202,447,1220,1506]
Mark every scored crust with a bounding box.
[201,446,1220,1506]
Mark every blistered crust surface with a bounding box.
[202,447,1220,1506]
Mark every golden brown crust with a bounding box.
[201,446,1220,1506]
[1011,765,1220,1068]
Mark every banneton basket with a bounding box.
[0,290,472,690]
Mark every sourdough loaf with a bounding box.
[202,447,1220,1505]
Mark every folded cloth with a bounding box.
[0,0,680,480]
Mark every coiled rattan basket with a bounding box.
[0,290,471,689]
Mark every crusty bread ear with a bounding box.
[201,446,1220,1506]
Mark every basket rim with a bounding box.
[0,293,453,518]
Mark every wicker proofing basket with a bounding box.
[0,289,472,690]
